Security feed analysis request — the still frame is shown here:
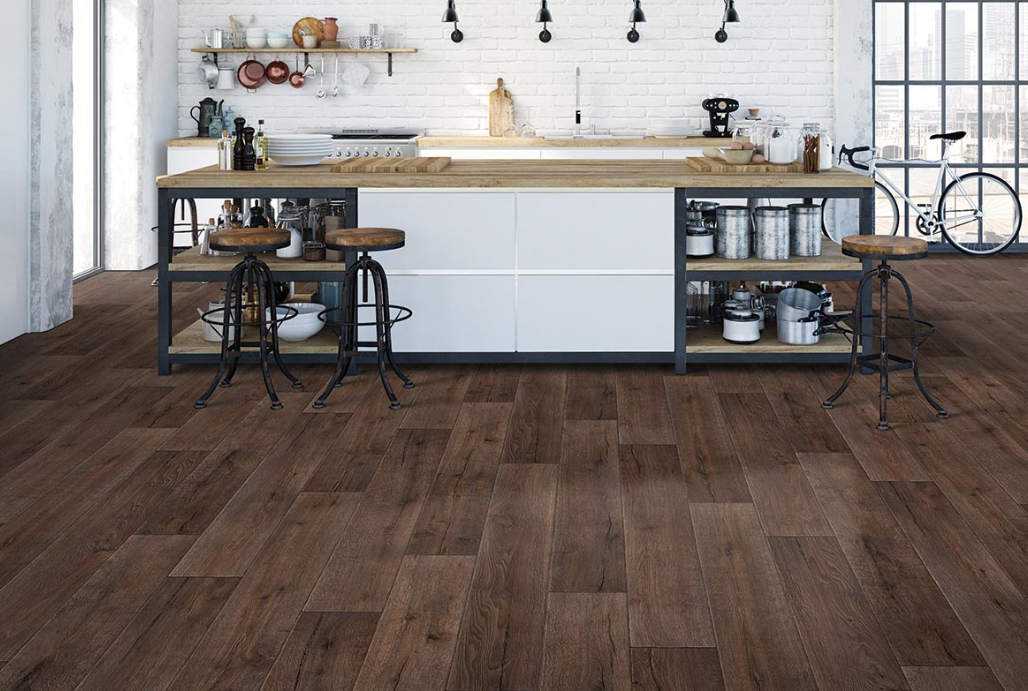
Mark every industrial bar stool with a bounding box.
[315,228,414,411]
[822,235,948,431]
[195,228,303,410]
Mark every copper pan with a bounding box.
[266,57,289,85]
[237,56,266,90]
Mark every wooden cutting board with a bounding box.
[685,157,805,174]
[489,78,514,137]
[330,157,452,174]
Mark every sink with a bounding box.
[542,134,647,140]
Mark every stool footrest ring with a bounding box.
[319,304,413,329]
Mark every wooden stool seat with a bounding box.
[842,235,929,261]
[325,228,406,253]
[210,228,291,253]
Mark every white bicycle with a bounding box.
[822,131,1022,256]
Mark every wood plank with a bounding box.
[691,503,819,691]
[447,464,558,691]
[0,535,194,690]
[799,453,983,666]
[354,555,476,690]
[895,423,1028,599]
[878,481,1028,690]
[0,427,173,588]
[136,391,310,535]
[260,612,379,691]
[502,365,567,463]
[305,429,451,611]
[157,386,264,452]
[462,364,521,404]
[707,365,763,394]
[400,364,474,430]
[407,403,512,556]
[665,376,752,503]
[758,367,852,454]
[768,536,910,691]
[166,492,362,691]
[76,577,238,691]
[172,413,351,577]
[901,666,1004,691]
[550,420,627,593]
[540,593,632,691]
[616,366,676,445]
[565,365,618,420]
[0,449,207,660]
[630,648,726,691]
[620,445,714,647]
[718,392,833,536]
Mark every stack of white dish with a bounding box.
[267,303,327,342]
[267,134,333,166]
[646,119,697,138]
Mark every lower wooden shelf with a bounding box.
[170,246,348,274]
[170,319,339,355]
[686,242,860,275]
[686,321,853,355]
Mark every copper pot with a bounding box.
[237,57,266,90]
[288,56,314,89]
[266,58,289,85]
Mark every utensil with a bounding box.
[267,35,292,49]
[199,299,238,342]
[245,27,267,49]
[315,56,327,98]
[292,17,325,47]
[289,55,307,88]
[332,55,339,97]
[723,309,761,344]
[266,57,289,84]
[197,55,218,89]
[777,310,822,346]
[216,61,236,90]
[270,303,326,342]
[777,288,823,323]
[237,56,266,91]
[685,223,715,257]
[189,98,223,138]
[202,28,227,49]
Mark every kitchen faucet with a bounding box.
[575,66,582,138]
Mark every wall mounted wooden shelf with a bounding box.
[191,47,417,76]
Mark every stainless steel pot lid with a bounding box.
[725,309,759,322]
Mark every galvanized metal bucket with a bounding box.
[788,203,822,257]
[754,206,790,261]
[715,206,752,259]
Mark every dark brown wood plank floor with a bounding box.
[2,258,1028,690]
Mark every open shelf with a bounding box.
[686,321,853,355]
[170,319,339,355]
[191,47,417,54]
[686,242,861,279]
[169,246,348,276]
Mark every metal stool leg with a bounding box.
[314,261,362,409]
[255,259,302,390]
[221,260,248,388]
[370,262,402,410]
[823,267,875,409]
[196,262,245,409]
[893,270,949,419]
[877,264,891,431]
[368,258,414,390]
[254,271,283,410]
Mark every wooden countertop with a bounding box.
[168,135,727,149]
[157,161,873,190]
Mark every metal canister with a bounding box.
[715,206,752,259]
[753,206,790,261]
[788,203,822,257]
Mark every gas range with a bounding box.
[298,128,423,159]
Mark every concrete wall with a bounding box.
[178,0,837,136]
[0,0,30,344]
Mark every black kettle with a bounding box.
[190,98,223,138]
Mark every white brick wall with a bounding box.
[178,0,835,136]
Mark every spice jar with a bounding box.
[800,123,822,174]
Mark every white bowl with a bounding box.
[246,27,267,36]
[269,303,326,342]
[267,36,291,49]
[246,37,267,49]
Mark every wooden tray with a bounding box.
[330,157,451,174]
[292,17,324,47]
[685,157,805,174]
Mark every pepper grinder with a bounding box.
[232,117,247,170]
[241,127,257,171]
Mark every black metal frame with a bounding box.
[158,183,874,376]
[873,0,1026,250]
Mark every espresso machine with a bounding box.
[702,96,739,138]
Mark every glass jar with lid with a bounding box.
[275,207,306,259]
[756,116,798,165]
[800,123,822,174]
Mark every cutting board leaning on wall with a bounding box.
[489,78,515,137]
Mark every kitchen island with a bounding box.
[156,160,874,375]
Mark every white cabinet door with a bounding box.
[357,191,516,271]
[419,148,542,160]
[517,275,674,352]
[516,191,674,271]
[381,275,516,353]
[540,148,664,160]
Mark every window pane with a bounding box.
[876,85,906,158]
[1021,86,1028,165]
[876,3,906,80]
[983,3,1016,81]
[909,85,941,159]
[946,85,979,163]
[1021,5,1028,81]
[909,3,943,80]
[982,85,1016,163]
[946,3,979,81]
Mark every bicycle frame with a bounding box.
[860,141,984,234]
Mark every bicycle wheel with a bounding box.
[939,172,1022,255]
[821,181,899,242]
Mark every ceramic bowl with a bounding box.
[267,36,292,49]
[718,147,755,165]
[246,36,268,49]
[268,303,326,342]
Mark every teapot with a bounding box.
[190,97,223,138]
[202,28,227,49]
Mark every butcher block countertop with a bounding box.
[157,160,874,190]
[167,135,727,149]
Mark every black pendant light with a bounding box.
[442,0,463,43]
[627,0,646,43]
[715,0,740,43]
[536,0,554,43]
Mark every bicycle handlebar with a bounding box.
[839,145,871,172]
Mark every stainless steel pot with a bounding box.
[777,287,823,322]
[686,223,715,257]
[723,309,761,344]
[777,310,821,346]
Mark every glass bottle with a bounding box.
[218,130,233,171]
[254,119,269,170]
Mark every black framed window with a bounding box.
[874,0,1026,244]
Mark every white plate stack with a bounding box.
[267,134,334,167]
[646,119,697,139]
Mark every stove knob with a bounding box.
[362,149,371,157]
[372,148,380,157]
[344,150,352,158]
